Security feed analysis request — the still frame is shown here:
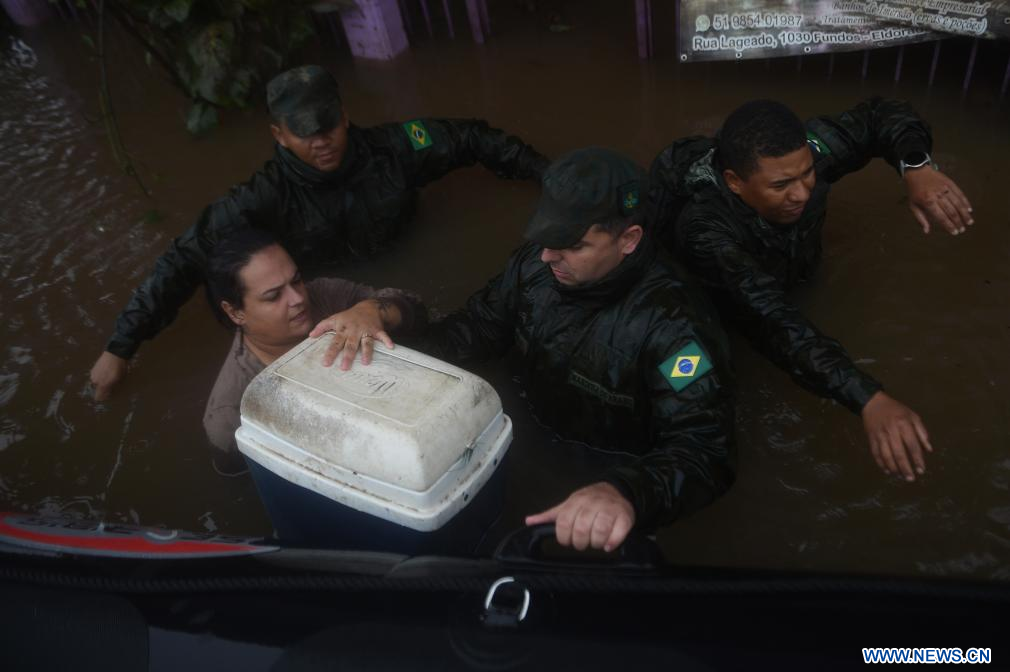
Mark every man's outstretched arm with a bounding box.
[90,175,280,400]
[420,244,533,365]
[684,217,930,481]
[808,96,973,236]
[91,223,218,401]
[397,118,549,187]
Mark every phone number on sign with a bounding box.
[711,12,804,31]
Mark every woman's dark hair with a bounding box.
[204,228,282,331]
[717,100,806,179]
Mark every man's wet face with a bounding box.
[271,113,349,172]
[726,146,816,225]
[539,224,641,286]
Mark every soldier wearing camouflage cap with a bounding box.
[423,147,736,553]
[91,64,548,400]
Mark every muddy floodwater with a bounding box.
[1,2,1008,579]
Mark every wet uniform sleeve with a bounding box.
[645,136,709,250]
[683,217,882,414]
[806,97,933,183]
[308,278,428,336]
[646,143,681,249]
[421,248,525,364]
[394,118,549,187]
[105,172,282,359]
[603,322,736,530]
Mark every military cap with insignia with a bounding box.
[266,65,343,138]
[525,147,646,250]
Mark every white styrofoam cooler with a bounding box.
[235,337,512,550]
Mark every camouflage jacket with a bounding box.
[423,241,736,530]
[106,119,547,359]
[648,97,932,413]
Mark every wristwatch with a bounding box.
[899,151,933,177]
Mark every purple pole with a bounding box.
[647,0,654,57]
[962,38,979,93]
[64,0,81,21]
[419,0,434,37]
[894,45,905,83]
[478,0,490,36]
[1001,53,1010,99]
[465,0,485,44]
[636,0,650,60]
[441,0,455,38]
[861,50,870,80]
[928,41,942,87]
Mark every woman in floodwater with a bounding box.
[202,229,426,474]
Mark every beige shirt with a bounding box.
[202,278,421,464]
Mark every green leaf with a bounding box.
[81,34,96,51]
[240,0,272,11]
[257,44,284,71]
[146,8,176,29]
[77,0,325,134]
[163,0,194,23]
[185,101,218,135]
[142,209,164,224]
[214,0,245,20]
[227,66,256,107]
[285,13,315,49]
[186,21,237,104]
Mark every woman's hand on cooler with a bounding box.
[310,299,396,370]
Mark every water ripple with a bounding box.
[987,506,1010,528]
[0,373,18,406]
[915,553,999,578]
[0,417,26,452]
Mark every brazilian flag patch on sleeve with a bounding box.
[658,341,713,392]
[618,181,640,215]
[403,120,433,151]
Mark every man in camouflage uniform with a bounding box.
[649,98,973,483]
[91,65,548,399]
[424,148,735,552]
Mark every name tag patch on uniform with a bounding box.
[806,131,831,156]
[658,341,713,392]
[403,120,432,151]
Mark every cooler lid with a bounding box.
[272,337,460,426]
[239,338,504,492]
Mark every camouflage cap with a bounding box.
[266,65,342,138]
[525,147,645,250]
